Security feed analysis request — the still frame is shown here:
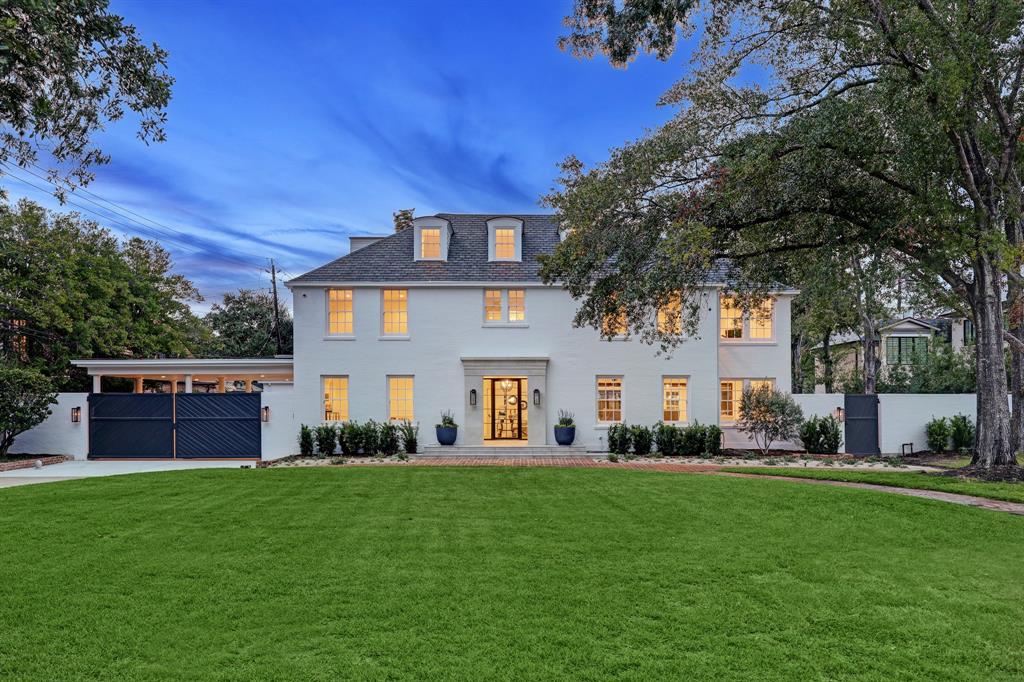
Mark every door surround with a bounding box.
[461,357,548,446]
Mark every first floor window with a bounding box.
[388,376,414,421]
[323,376,349,421]
[885,336,928,365]
[749,378,775,392]
[383,289,408,335]
[662,377,687,422]
[328,288,353,335]
[720,380,742,421]
[597,376,623,423]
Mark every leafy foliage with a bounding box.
[737,386,804,456]
[436,411,457,429]
[0,0,172,195]
[925,418,951,454]
[653,421,681,456]
[630,425,653,456]
[399,420,418,454]
[339,421,362,457]
[556,410,575,427]
[203,289,293,358]
[378,422,400,457]
[314,424,337,458]
[799,415,843,455]
[298,424,314,457]
[606,423,631,455]
[0,366,57,456]
[950,414,975,453]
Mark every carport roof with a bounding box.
[72,358,294,378]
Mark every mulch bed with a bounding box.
[930,465,1024,483]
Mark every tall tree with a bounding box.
[203,289,293,359]
[546,1,1024,467]
[0,0,172,196]
[0,199,204,389]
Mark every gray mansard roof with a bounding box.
[287,213,733,285]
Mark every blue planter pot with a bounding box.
[554,426,576,446]
[436,426,458,446]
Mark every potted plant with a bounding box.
[435,410,458,445]
[554,409,576,446]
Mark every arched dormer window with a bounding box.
[487,217,523,262]
[413,217,452,261]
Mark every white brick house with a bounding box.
[285,213,794,449]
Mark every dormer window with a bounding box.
[487,218,523,262]
[413,217,451,261]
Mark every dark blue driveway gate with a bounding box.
[88,392,260,459]
[175,393,261,458]
[88,393,174,458]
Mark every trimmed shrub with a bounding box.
[339,421,361,456]
[654,422,681,457]
[361,420,381,456]
[631,425,653,456]
[950,414,975,453]
[704,424,723,457]
[399,420,419,454]
[379,421,400,456]
[926,417,951,453]
[680,423,707,457]
[799,415,842,454]
[607,423,632,455]
[298,424,315,456]
[737,385,804,455]
[314,424,338,457]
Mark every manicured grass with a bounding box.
[2,467,1024,680]
[724,466,1024,504]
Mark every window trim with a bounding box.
[325,288,354,338]
[595,375,624,424]
[322,375,350,422]
[481,288,529,327]
[719,294,776,343]
[381,288,409,337]
[418,227,442,260]
[486,218,523,262]
[412,217,451,261]
[662,375,689,424]
[386,375,415,421]
[885,334,929,365]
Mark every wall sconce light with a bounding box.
[469,389,477,406]
[71,406,81,423]
[261,406,271,422]
[533,388,541,406]
[833,407,845,422]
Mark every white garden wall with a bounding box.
[877,394,977,454]
[261,383,298,461]
[9,392,89,459]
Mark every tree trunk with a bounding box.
[971,253,1016,467]
[1009,290,1024,454]
[861,319,879,395]
[792,330,804,394]
[821,329,834,393]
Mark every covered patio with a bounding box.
[72,358,294,394]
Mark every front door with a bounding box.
[487,378,525,440]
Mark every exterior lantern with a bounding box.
[71,406,82,423]
[261,406,271,422]
[533,388,541,406]
[469,389,477,406]
[833,407,845,422]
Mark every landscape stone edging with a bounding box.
[0,455,73,473]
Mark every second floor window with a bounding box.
[494,228,516,259]
[483,289,526,323]
[328,289,353,335]
[420,228,441,259]
[658,296,683,335]
[886,336,928,365]
[720,296,774,340]
[382,289,408,335]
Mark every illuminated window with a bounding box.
[749,299,773,339]
[720,380,743,421]
[388,376,414,421]
[382,289,408,335]
[323,376,349,421]
[602,306,627,337]
[750,378,775,392]
[484,290,503,321]
[597,377,623,423]
[494,228,516,259]
[662,377,687,422]
[9,319,27,360]
[720,297,744,339]
[327,289,353,335]
[420,228,441,259]
[658,295,683,335]
[508,290,525,321]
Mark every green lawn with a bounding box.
[724,466,1024,504]
[2,468,1023,680]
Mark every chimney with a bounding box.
[393,208,414,232]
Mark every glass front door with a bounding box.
[486,378,527,441]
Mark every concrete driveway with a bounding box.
[0,460,253,488]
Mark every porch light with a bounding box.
[501,379,513,392]
[533,388,541,406]
[71,406,81,423]
[833,407,845,422]
[261,406,271,422]
[469,389,477,406]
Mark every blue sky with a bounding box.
[5,0,692,311]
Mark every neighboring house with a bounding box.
[284,213,795,449]
[814,313,973,389]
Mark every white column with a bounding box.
[92,375,102,393]
[184,375,193,393]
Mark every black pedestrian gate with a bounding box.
[844,394,880,455]
[88,393,260,459]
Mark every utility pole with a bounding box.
[269,259,284,355]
